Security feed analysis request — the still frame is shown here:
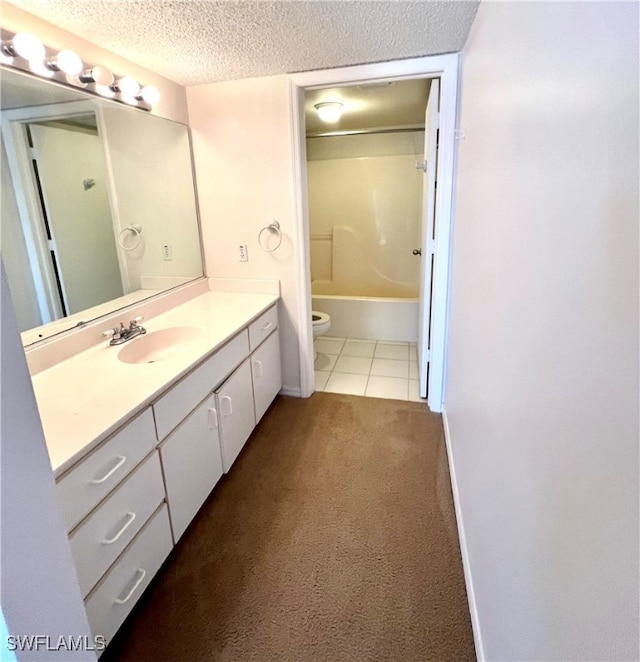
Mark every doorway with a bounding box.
[303,79,431,401]
[289,54,459,412]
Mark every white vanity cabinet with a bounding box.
[159,394,224,542]
[50,299,282,654]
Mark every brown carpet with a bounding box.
[102,393,476,662]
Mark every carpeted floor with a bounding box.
[102,393,476,662]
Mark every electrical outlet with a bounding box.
[239,244,248,262]
[163,244,172,261]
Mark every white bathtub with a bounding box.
[312,294,419,343]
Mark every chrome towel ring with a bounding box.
[118,224,142,251]
[258,220,282,253]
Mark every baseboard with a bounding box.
[442,410,485,661]
[279,385,302,397]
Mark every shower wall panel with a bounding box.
[307,132,422,299]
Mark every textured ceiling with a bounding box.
[7,1,479,86]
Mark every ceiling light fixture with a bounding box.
[314,101,344,123]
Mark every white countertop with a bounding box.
[32,291,279,478]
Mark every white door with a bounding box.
[29,122,124,316]
[417,79,440,399]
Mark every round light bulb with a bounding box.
[139,85,160,105]
[314,102,344,123]
[12,32,45,60]
[116,76,140,97]
[80,65,113,86]
[54,49,83,75]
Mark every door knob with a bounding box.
[412,248,422,256]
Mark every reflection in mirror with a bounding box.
[1,68,204,345]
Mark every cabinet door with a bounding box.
[217,359,255,473]
[251,329,282,424]
[159,394,224,542]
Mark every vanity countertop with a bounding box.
[31,291,279,478]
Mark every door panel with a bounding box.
[418,79,440,399]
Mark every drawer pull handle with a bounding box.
[102,512,136,545]
[90,455,127,484]
[261,321,273,331]
[221,395,233,416]
[114,568,146,605]
[207,408,218,429]
[253,360,263,378]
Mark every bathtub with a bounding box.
[312,294,419,343]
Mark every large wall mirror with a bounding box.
[1,67,204,346]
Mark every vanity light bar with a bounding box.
[0,29,160,111]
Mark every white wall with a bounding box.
[0,260,95,661]
[187,76,302,394]
[445,3,639,661]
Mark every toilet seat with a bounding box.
[311,310,331,337]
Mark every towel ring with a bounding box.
[258,220,282,253]
[118,224,142,251]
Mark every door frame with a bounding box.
[288,54,459,411]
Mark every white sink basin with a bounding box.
[117,327,205,364]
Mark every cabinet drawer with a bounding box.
[160,394,224,543]
[252,329,282,424]
[85,504,173,649]
[153,330,249,440]
[69,452,165,598]
[248,305,278,351]
[56,409,157,533]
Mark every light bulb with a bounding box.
[79,65,113,86]
[9,32,45,60]
[114,76,140,97]
[314,102,344,123]
[49,49,83,75]
[139,85,160,105]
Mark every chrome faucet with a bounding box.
[103,316,147,346]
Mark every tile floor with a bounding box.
[314,336,427,402]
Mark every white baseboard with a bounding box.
[279,385,302,397]
[442,410,485,661]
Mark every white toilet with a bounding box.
[312,310,331,338]
[312,311,331,361]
